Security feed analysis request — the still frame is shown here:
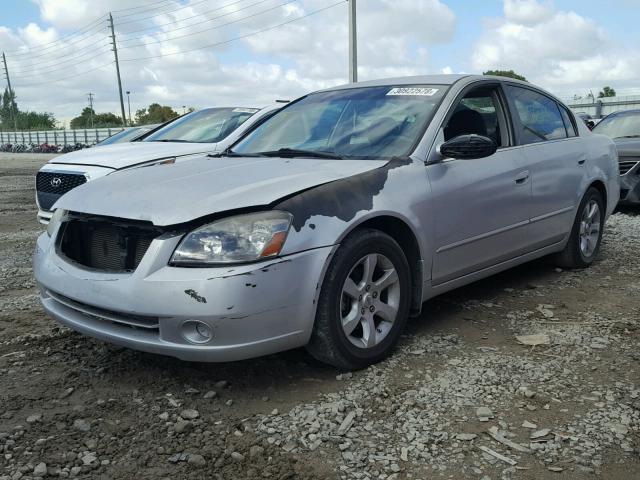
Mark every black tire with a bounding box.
[306,228,411,370]
[554,187,604,269]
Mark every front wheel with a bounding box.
[306,229,411,370]
[555,187,604,268]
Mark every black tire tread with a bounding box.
[306,228,410,370]
[554,187,604,269]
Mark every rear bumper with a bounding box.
[34,232,335,362]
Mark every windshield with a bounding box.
[593,111,640,138]
[98,127,146,146]
[144,107,258,143]
[231,85,447,159]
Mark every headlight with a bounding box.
[46,209,66,237]
[170,211,293,266]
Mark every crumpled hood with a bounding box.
[614,138,640,157]
[54,156,388,226]
[47,141,219,170]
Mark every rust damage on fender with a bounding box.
[184,289,207,304]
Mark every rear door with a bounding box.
[504,85,584,249]
[428,82,532,285]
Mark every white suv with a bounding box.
[35,104,282,223]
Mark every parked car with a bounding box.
[35,104,282,223]
[576,112,595,130]
[96,124,160,146]
[592,109,640,205]
[34,75,619,369]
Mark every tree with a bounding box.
[16,111,56,130]
[134,103,179,125]
[483,69,527,82]
[0,87,18,127]
[598,86,616,98]
[70,107,123,128]
[0,87,56,130]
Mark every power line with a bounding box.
[4,0,211,55]
[120,0,345,62]
[118,0,297,49]
[111,0,176,14]
[8,61,114,88]
[8,37,111,72]
[3,15,108,55]
[7,27,108,60]
[118,0,273,37]
[114,0,218,23]
[9,48,113,79]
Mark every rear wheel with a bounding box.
[555,187,604,268]
[306,229,411,370]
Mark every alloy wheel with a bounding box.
[340,253,401,349]
[579,199,601,258]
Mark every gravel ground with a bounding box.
[0,152,638,480]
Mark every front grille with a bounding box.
[36,171,87,211]
[47,289,160,330]
[619,158,639,176]
[58,215,161,272]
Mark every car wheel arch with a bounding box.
[332,213,425,315]
[588,179,607,212]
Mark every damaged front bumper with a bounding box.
[33,232,334,362]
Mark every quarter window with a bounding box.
[559,106,578,137]
[507,86,568,144]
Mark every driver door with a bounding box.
[427,83,532,285]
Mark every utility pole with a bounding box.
[108,13,127,127]
[126,91,131,126]
[87,93,94,127]
[348,0,358,83]
[2,52,18,130]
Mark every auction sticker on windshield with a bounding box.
[386,87,439,96]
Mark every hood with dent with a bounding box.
[613,138,640,157]
[54,156,388,226]
[47,141,219,170]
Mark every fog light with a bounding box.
[181,320,213,344]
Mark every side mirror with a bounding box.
[439,134,497,160]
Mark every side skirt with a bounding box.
[422,239,567,302]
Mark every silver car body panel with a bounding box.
[52,157,388,225]
[34,75,620,362]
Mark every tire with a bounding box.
[554,187,604,269]
[306,228,411,370]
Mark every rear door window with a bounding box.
[506,86,568,145]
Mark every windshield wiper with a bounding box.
[614,135,640,139]
[152,139,190,142]
[210,148,264,158]
[255,148,343,159]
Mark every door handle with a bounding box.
[515,170,530,185]
[578,159,586,165]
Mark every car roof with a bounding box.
[605,109,640,116]
[316,74,537,93]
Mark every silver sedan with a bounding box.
[34,75,619,369]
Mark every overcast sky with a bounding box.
[1,0,639,126]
